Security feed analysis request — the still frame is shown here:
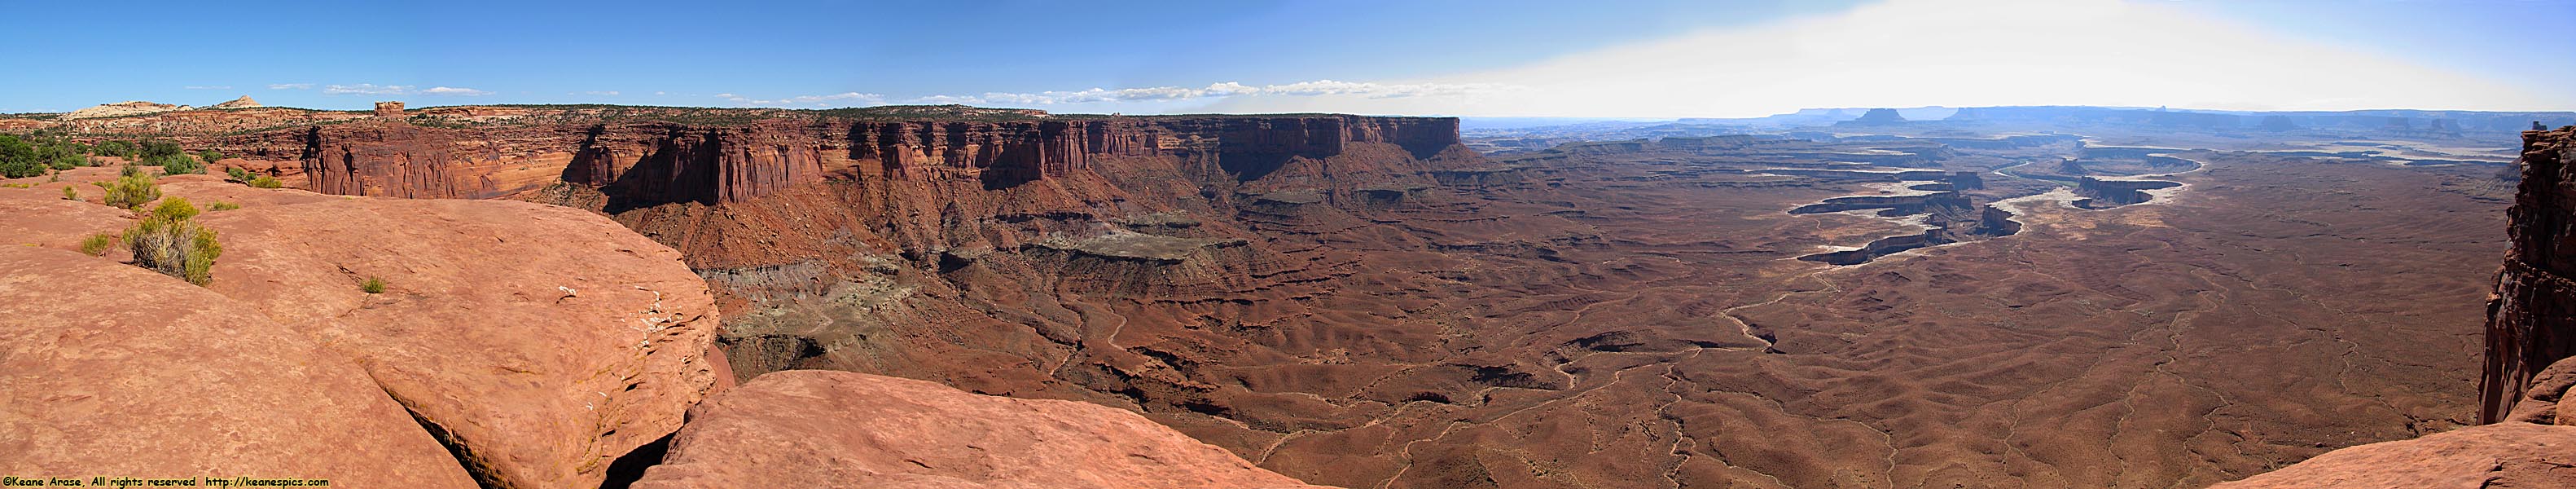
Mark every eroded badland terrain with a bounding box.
[4,102,2566,487]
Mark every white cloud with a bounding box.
[1201,0,2568,117]
[717,80,1513,110]
[268,83,314,90]
[419,86,493,96]
[719,91,889,107]
[323,84,411,95]
[916,81,1512,107]
[320,84,492,96]
[183,86,232,90]
[572,90,622,96]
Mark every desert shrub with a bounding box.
[99,173,160,209]
[197,150,225,164]
[208,201,239,211]
[93,140,135,158]
[147,196,200,221]
[125,197,221,285]
[224,166,254,183]
[361,276,385,294]
[248,175,283,188]
[139,140,182,161]
[0,134,39,178]
[48,152,84,170]
[60,186,77,200]
[119,164,145,178]
[154,153,204,175]
[79,233,115,256]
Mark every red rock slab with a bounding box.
[2211,422,2576,488]
[193,197,722,489]
[154,174,343,208]
[632,370,1336,489]
[0,246,477,487]
[0,183,129,253]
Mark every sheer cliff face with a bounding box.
[2486,127,2576,424]
[224,115,1464,205]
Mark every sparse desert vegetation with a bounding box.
[225,166,283,188]
[97,170,160,209]
[0,133,90,178]
[78,233,115,256]
[124,197,222,285]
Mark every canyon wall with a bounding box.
[2485,127,2576,423]
[205,114,1463,206]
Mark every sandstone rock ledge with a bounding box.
[2210,422,2576,488]
[0,246,478,487]
[0,173,723,488]
[634,370,1335,489]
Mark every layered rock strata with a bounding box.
[203,114,1462,205]
[2486,127,2576,423]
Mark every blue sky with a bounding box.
[2,0,2568,116]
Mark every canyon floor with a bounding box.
[678,122,2511,487]
[1215,136,2500,488]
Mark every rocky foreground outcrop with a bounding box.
[634,370,1330,488]
[0,165,1340,488]
[1,170,722,487]
[195,197,725,488]
[2210,422,2576,488]
[0,245,480,488]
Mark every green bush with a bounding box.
[148,197,200,221]
[0,134,40,178]
[139,140,182,161]
[361,276,386,294]
[197,150,225,164]
[208,201,239,211]
[248,175,283,188]
[99,173,160,209]
[126,197,221,286]
[60,186,77,200]
[93,140,136,158]
[119,164,145,178]
[154,154,204,175]
[224,166,254,183]
[80,233,116,256]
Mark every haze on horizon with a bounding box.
[1,0,2568,117]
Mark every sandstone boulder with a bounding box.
[633,370,1334,489]
[193,196,723,488]
[2211,422,2576,488]
[0,246,477,487]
